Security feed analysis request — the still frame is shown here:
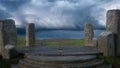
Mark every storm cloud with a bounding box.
[0,0,119,29]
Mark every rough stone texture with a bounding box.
[26,23,35,47]
[0,19,17,46]
[106,10,120,56]
[84,23,94,46]
[0,19,17,59]
[98,31,115,57]
[2,45,18,59]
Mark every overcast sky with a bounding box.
[0,0,120,29]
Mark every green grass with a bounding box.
[17,36,84,46]
[38,38,84,46]
[17,36,26,47]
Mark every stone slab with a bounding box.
[18,59,104,68]
[106,10,120,56]
[0,19,17,46]
[98,31,115,56]
[16,46,98,54]
[26,23,35,47]
[0,19,17,59]
[26,55,97,62]
[84,23,94,46]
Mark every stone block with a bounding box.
[26,23,35,47]
[2,45,18,59]
[98,31,115,56]
[84,23,94,46]
[0,19,17,46]
[0,19,17,59]
[106,10,120,56]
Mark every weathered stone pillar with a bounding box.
[106,10,120,56]
[0,21,4,55]
[98,31,115,57]
[84,23,94,46]
[0,19,17,46]
[26,23,35,47]
[0,19,18,59]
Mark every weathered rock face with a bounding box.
[98,31,115,57]
[0,19,17,59]
[84,23,94,46]
[26,23,35,47]
[106,10,120,56]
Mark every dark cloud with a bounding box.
[0,0,119,29]
[0,10,11,19]
[0,0,30,27]
[0,0,30,11]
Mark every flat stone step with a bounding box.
[18,59,104,68]
[25,51,101,56]
[25,55,97,62]
[16,46,98,54]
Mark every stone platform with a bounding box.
[12,46,112,68]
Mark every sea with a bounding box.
[18,30,105,39]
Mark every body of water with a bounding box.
[19,30,105,39]
[36,30,104,39]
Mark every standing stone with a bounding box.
[84,23,94,46]
[0,19,17,46]
[98,31,115,57]
[106,10,120,56]
[0,22,4,55]
[0,19,18,59]
[26,23,35,47]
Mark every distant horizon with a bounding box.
[17,29,105,39]
[17,27,105,34]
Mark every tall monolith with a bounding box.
[26,23,35,47]
[0,19,17,59]
[84,23,94,46]
[106,10,120,56]
[98,31,115,56]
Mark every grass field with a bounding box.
[17,36,84,47]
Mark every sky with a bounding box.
[0,0,120,29]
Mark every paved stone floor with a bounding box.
[17,46,98,54]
